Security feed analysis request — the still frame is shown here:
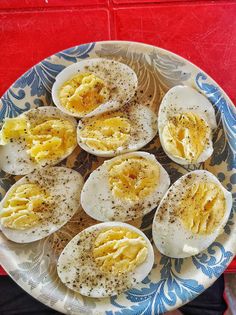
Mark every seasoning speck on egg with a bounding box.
[0,183,52,230]
[77,102,157,157]
[158,86,217,165]
[0,107,77,175]
[152,170,232,258]
[52,58,138,118]
[81,151,170,222]
[57,222,154,297]
[0,166,84,243]
[59,72,110,116]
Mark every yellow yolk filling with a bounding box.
[0,116,28,145]
[93,227,148,274]
[0,183,51,230]
[59,73,110,115]
[162,112,210,163]
[108,156,159,202]
[28,119,76,162]
[0,116,76,163]
[79,113,131,151]
[178,182,226,235]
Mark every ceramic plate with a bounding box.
[0,41,235,315]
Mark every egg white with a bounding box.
[0,167,83,243]
[77,102,158,157]
[152,170,232,258]
[0,106,77,175]
[81,151,170,222]
[57,222,154,298]
[158,86,217,165]
[52,58,138,118]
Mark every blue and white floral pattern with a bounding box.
[107,256,204,315]
[0,41,235,315]
[192,242,233,278]
[13,61,65,100]
[196,73,236,171]
[56,42,95,62]
[0,89,30,120]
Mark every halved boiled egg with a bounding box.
[0,106,77,175]
[57,222,154,297]
[152,170,232,258]
[0,166,83,243]
[81,151,170,221]
[158,86,217,165]
[77,102,157,157]
[52,58,138,118]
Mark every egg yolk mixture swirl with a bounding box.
[0,183,52,230]
[79,112,131,151]
[108,157,159,202]
[59,73,110,115]
[93,227,148,274]
[0,117,28,142]
[178,182,226,235]
[0,116,76,163]
[162,112,210,162]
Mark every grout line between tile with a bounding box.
[111,0,236,8]
[108,0,116,40]
[0,4,109,14]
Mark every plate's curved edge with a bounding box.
[0,237,94,315]
[108,239,235,314]
[1,40,236,113]
[0,40,235,315]
[103,40,236,108]
[0,42,96,119]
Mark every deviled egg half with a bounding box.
[52,58,138,118]
[81,151,170,222]
[0,106,77,175]
[77,102,157,157]
[152,170,232,258]
[0,167,83,243]
[57,222,154,297]
[158,86,217,165]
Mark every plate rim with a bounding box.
[0,39,235,315]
